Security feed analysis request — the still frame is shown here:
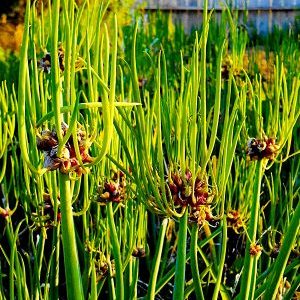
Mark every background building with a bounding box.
[136,0,300,33]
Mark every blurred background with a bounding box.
[0,0,299,52]
[137,0,300,33]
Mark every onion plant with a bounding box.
[0,0,299,299]
[16,0,138,298]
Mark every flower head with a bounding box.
[37,122,93,175]
[246,137,279,161]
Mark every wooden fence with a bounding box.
[135,0,300,33]
[137,0,300,10]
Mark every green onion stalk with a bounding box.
[239,160,266,300]
[17,1,124,298]
[263,200,300,299]
[173,210,188,299]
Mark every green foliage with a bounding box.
[0,0,299,299]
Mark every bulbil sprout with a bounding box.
[97,171,127,204]
[246,137,279,160]
[227,210,244,233]
[167,168,215,224]
[249,243,262,256]
[189,205,214,225]
[132,247,146,258]
[37,122,93,175]
[39,44,65,74]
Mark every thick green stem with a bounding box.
[239,160,265,299]
[107,202,124,300]
[190,224,205,300]
[263,200,300,300]
[173,209,188,299]
[59,173,84,300]
[147,218,169,300]
[212,215,227,300]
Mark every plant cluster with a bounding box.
[0,1,299,300]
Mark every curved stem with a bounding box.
[17,1,39,174]
[91,15,118,166]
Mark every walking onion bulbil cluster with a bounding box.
[168,169,215,224]
[37,122,93,175]
[132,247,146,258]
[249,243,262,256]
[97,171,127,204]
[39,45,65,73]
[168,170,213,207]
[246,137,280,161]
[227,210,245,233]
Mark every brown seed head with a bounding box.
[247,137,279,161]
[250,243,262,256]
[227,210,244,233]
[132,247,146,258]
